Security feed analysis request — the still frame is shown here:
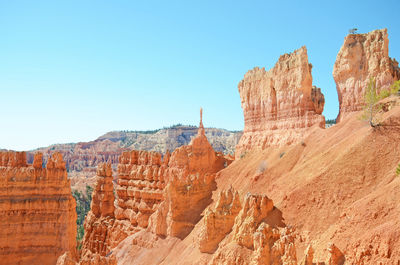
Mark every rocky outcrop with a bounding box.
[150,172,216,239]
[327,243,345,265]
[115,150,166,229]
[210,193,297,265]
[149,110,227,239]
[333,28,400,122]
[236,46,325,157]
[81,162,116,259]
[91,163,115,218]
[74,153,168,265]
[300,245,314,265]
[199,187,241,253]
[0,151,76,265]
[311,86,325,114]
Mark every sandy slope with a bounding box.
[215,96,400,263]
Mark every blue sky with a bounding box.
[1,0,399,150]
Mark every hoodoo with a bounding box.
[333,28,400,122]
[0,151,76,265]
[236,46,325,158]
[58,109,230,264]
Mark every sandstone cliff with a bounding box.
[333,28,400,122]
[236,46,325,157]
[0,151,76,265]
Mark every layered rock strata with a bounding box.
[236,46,325,157]
[333,28,400,122]
[0,151,76,265]
[81,162,116,258]
[115,150,166,229]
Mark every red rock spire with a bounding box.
[198,107,205,135]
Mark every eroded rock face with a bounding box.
[327,243,345,265]
[199,187,242,253]
[300,245,314,265]
[0,151,76,265]
[149,114,226,239]
[115,150,166,229]
[64,110,229,264]
[210,193,297,265]
[81,162,116,259]
[92,163,115,218]
[333,28,400,122]
[236,46,325,157]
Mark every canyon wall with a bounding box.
[333,28,400,122]
[236,46,325,157]
[0,151,76,265]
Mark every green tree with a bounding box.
[72,186,94,249]
[391,80,400,95]
[349,28,358,34]
[362,77,381,127]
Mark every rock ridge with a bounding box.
[236,46,325,157]
[0,151,76,265]
[333,28,400,122]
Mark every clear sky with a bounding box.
[1,0,399,151]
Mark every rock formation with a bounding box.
[300,245,314,265]
[210,193,297,265]
[149,109,227,239]
[0,151,76,265]
[327,243,345,265]
[71,153,168,265]
[81,163,116,258]
[58,109,230,264]
[236,46,325,157]
[199,187,241,253]
[29,126,241,191]
[333,28,400,122]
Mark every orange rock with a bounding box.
[151,171,216,239]
[149,110,226,239]
[199,186,242,253]
[0,151,76,265]
[232,193,275,248]
[311,86,325,114]
[327,243,345,265]
[78,151,168,264]
[210,193,297,265]
[91,162,115,218]
[115,150,165,228]
[236,46,325,157]
[333,28,400,122]
[300,245,314,265]
[79,162,129,264]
